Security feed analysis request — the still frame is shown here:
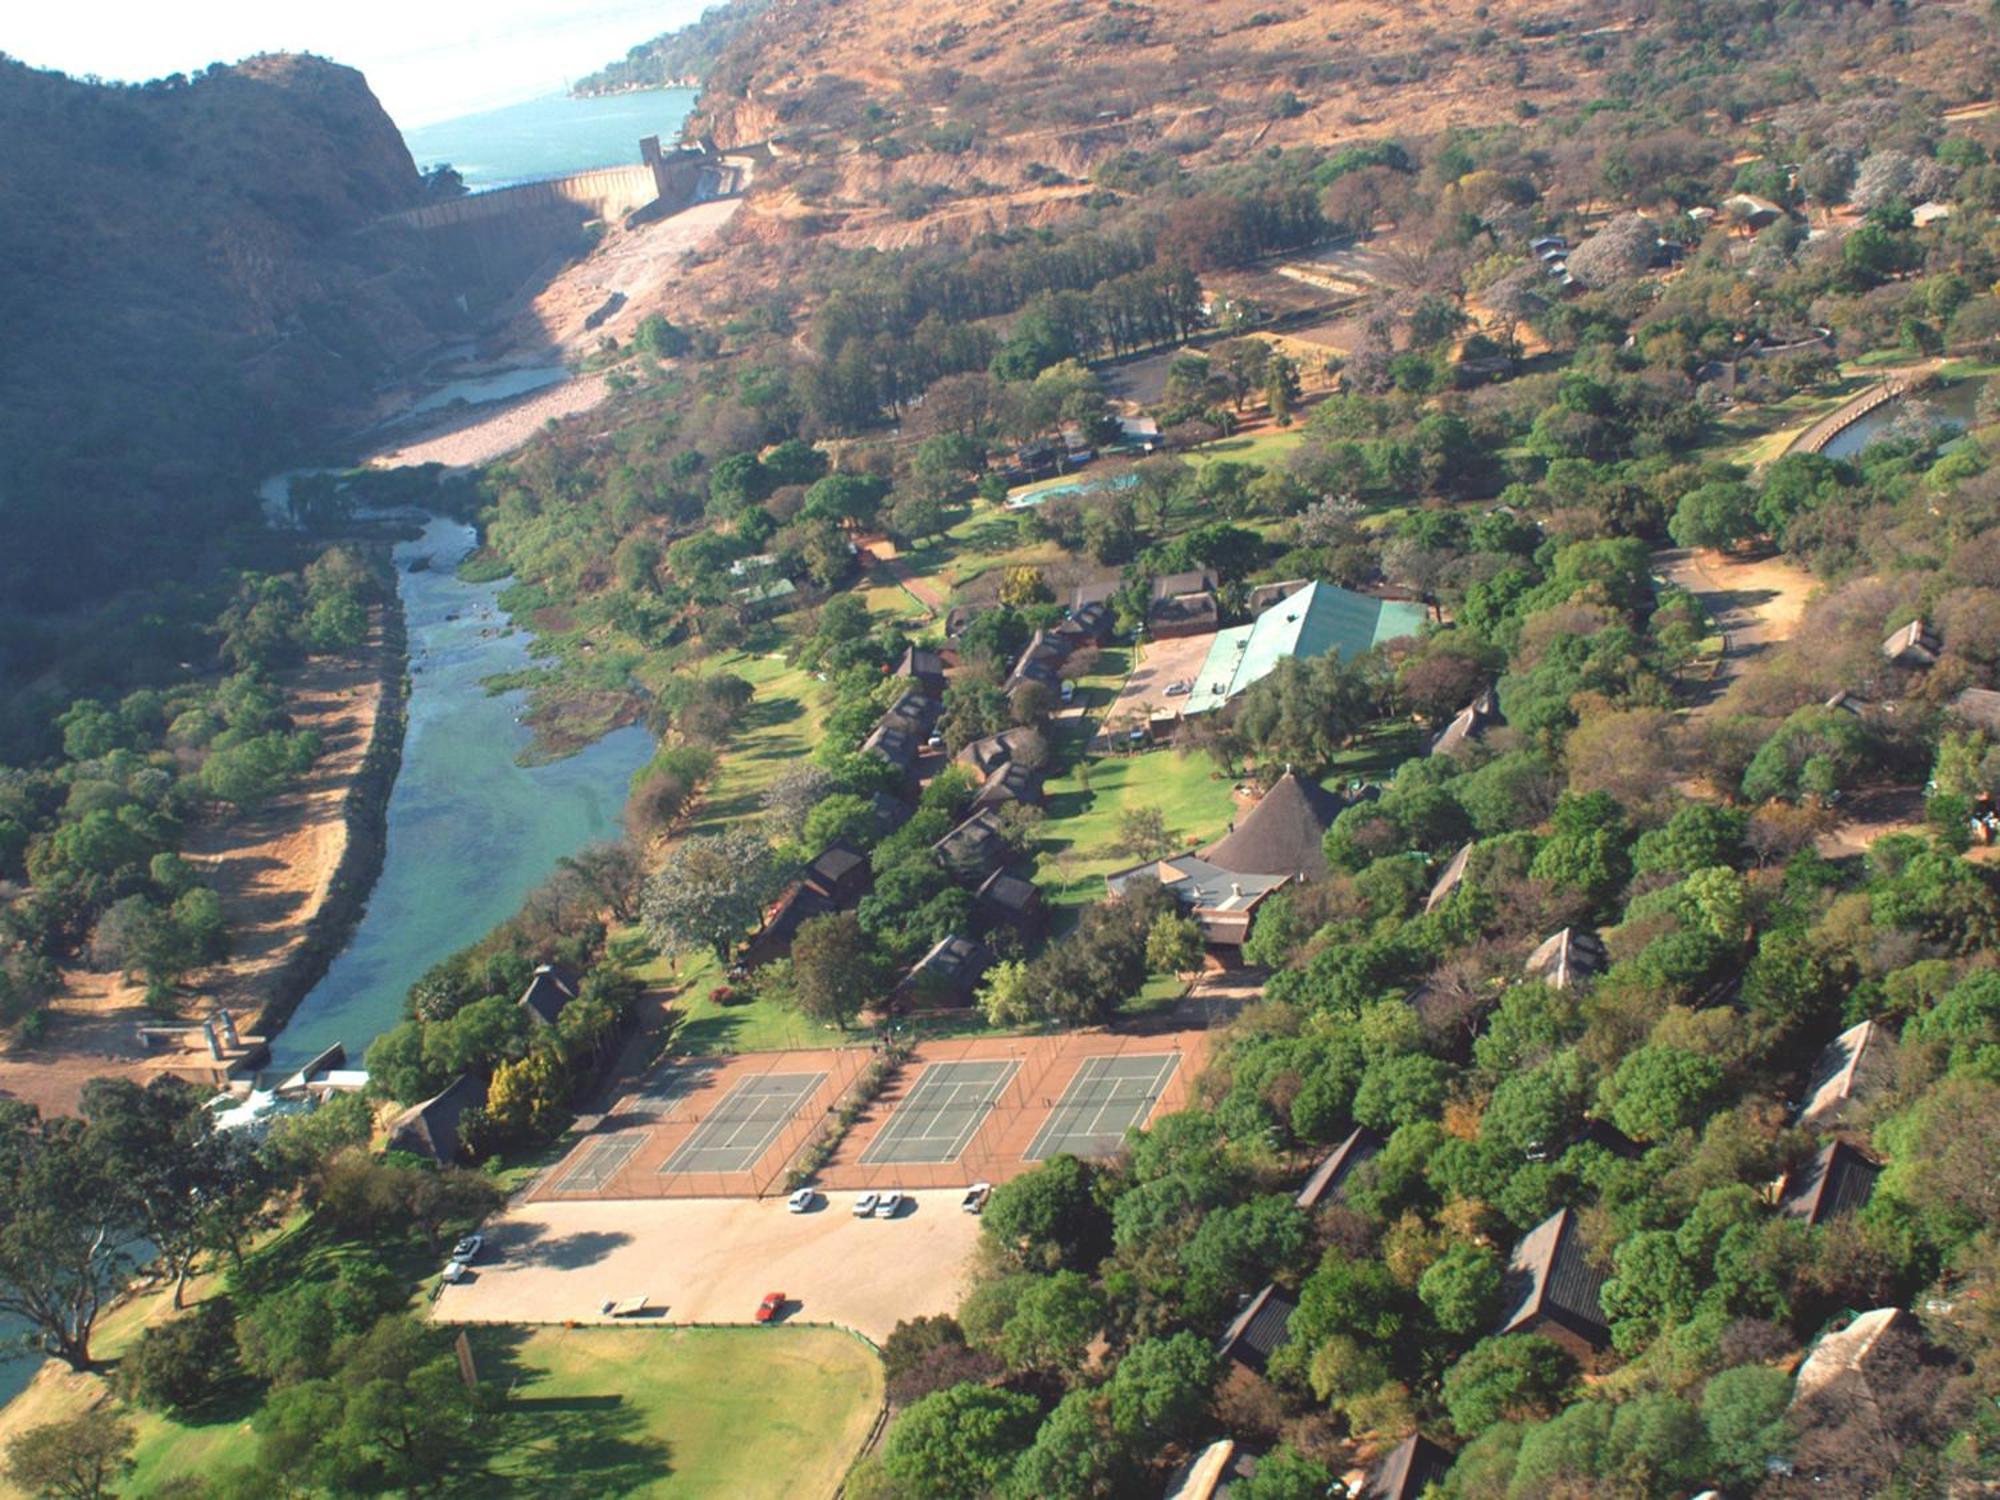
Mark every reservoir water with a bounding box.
[1820,374,1986,460]
[401,88,698,190]
[267,514,652,1074]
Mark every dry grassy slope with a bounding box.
[698,0,1630,247]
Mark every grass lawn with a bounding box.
[1186,427,1306,470]
[3,1323,882,1500]
[471,1325,883,1500]
[1036,746,1242,906]
[680,650,825,840]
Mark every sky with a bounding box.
[6,0,704,127]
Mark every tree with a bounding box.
[1111,807,1173,860]
[1702,1364,1794,1489]
[977,959,1040,1027]
[801,793,880,854]
[4,1412,135,1500]
[116,1298,237,1412]
[1265,355,1303,426]
[790,912,880,1027]
[983,1154,1109,1270]
[253,1316,489,1496]
[1668,481,1758,551]
[761,764,837,843]
[1418,1242,1504,1337]
[234,1260,406,1386]
[0,1107,139,1370]
[1441,1335,1578,1435]
[641,829,787,961]
[1007,1389,1134,1499]
[1234,1445,1335,1500]
[998,1269,1106,1377]
[1599,1045,1724,1141]
[1107,1331,1217,1444]
[881,1384,1040,1500]
[1144,911,1203,975]
[79,1077,253,1307]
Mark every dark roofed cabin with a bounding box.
[971,760,1045,813]
[387,1075,483,1164]
[1359,1434,1455,1500]
[1147,589,1220,641]
[1295,1125,1382,1211]
[1215,1284,1296,1375]
[803,841,872,906]
[517,964,578,1028]
[1778,1140,1881,1226]
[895,934,991,1008]
[934,809,1010,884]
[894,646,948,701]
[974,867,1045,942]
[1496,1206,1612,1360]
[1430,685,1504,757]
[740,882,837,968]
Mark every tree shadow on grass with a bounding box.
[464,1327,674,1498]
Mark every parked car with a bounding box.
[440,1259,472,1285]
[853,1192,879,1217]
[787,1187,817,1213]
[873,1190,904,1218]
[755,1292,786,1324]
[451,1234,484,1264]
[961,1183,992,1214]
[1164,679,1191,697]
[1059,681,1075,705]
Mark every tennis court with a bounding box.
[659,1071,829,1175]
[1025,1053,1181,1160]
[859,1060,1020,1166]
[556,1132,651,1193]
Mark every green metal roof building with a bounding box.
[1184,581,1428,714]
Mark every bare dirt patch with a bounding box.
[1654,547,1818,714]
[0,628,392,1116]
[432,1190,982,1343]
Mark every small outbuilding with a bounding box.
[1883,618,1942,668]
[1357,1434,1455,1500]
[517,964,579,1028]
[1294,1124,1382,1212]
[895,935,991,1008]
[1215,1284,1296,1376]
[387,1075,483,1165]
[1496,1206,1612,1358]
[1524,927,1609,990]
[1797,1018,1897,1130]
[1777,1140,1881,1226]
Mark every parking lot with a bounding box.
[432,1190,983,1343]
[1098,631,1215,740]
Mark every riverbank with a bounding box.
[0,581,408,1117]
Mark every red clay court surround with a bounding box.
[529,1030,1210,1203]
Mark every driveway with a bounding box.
[433,1190,982,1343]
[1654,547,1815,714]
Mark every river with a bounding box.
[1820,373,1987,460]
[267,514,652,1074]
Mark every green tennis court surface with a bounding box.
[659,1072,828,1175]
[1025,1054,1180,1160]
[556,1131,650,1192]
[859,1059,1020,1166]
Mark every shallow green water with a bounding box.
[267,515,651,1073]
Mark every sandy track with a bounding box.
[433,1191,981,1343]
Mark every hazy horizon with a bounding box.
[7,0,704,127]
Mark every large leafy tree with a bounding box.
[0,1104,141,1370]
[641,828,788,962]
[880,1383,1040,1500]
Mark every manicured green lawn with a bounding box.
[19,1324,882,1500]
[1036,746,1243,905]
[1186,426,1307,470]
[472,1325,883,1499]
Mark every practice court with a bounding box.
[659,1071,829,1175]
[857,1059,1021,1166]
[1025,1053,1181,1160]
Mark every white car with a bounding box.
[787,1187,817,1213]
[961,1183,993,1214]
[1059,681,1075,705]
[852,1192,879,1217]
[440,1259,472,1285]
[451,1234,483,1264]
[873,1191,904,1219]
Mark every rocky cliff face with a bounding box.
[0,53,465,608]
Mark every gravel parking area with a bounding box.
[432,1191,982,1343]
[1099,631,1216,738]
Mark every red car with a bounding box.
[755,1291,786,1324]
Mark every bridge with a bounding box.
[1784,369,1927,457]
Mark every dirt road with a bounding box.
[1654,547,1816,714]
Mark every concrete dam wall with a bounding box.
[381,162,666,233]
